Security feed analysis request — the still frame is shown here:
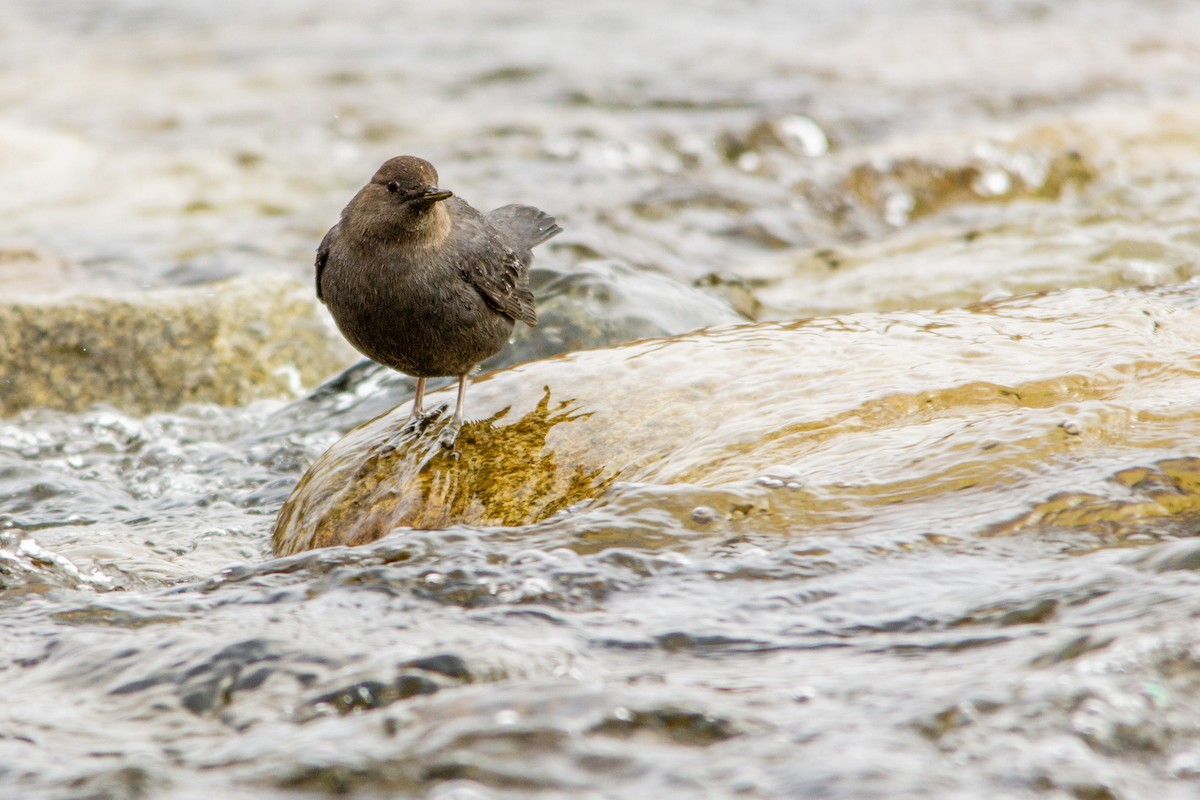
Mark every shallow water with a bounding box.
[6,1,1200,798]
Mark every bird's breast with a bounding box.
[322,246,513,377]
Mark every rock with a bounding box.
[0,275,357,416]
[273,283,1200,555]
[496,258,746,368]
[833,148,1096,227]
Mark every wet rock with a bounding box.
[273,283,1200,555]
[0,529,111,594]
[177,638,287,714]
[501,259,746,365]
[693,272,764,320]
[985,457,1200,541]
[589,705,738,745]
[740,190,1200,319]
[0,275,356,416]
[303,675,440,717]
[107,636,334,722]
[298,655,470,719]
[403,654,471,680]
[717,114,830,165]
[831,147,1096,228]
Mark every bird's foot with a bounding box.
[403,402,449,432]
[437,418,463,449]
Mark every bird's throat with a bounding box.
[406,202,453,246]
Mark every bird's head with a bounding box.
[351,155,454,240]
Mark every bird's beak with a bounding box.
[422,187,453,203]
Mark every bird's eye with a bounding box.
[386,181,399,193]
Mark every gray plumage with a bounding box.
[315,155,561,444]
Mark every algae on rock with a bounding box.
[274,283,1200,555]
[0,275,357,416]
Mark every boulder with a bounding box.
[0,275,356,416]
[273,283,1200,555]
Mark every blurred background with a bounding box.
[5,0,1199,306]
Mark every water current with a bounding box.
[5,1,1200,798]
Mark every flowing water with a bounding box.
[5,1,1200,798]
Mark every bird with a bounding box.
[315,156,561,447]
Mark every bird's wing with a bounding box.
[315,224,337,303]
[461,244,538,328]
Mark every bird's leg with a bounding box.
[403,377,439,431]
[437,374,470,448]
[411,377,426,419]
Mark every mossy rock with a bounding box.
[273,285,1200,555]
[0,275,356,416]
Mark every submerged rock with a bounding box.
[0,275,356,416]
[274,282,1200,555]
[499,258,746,367]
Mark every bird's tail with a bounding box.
[486,204,563,249]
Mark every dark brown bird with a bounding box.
[315,156,561,446]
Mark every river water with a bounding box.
[5,1,1200,798]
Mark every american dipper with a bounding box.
[316,156,561,446]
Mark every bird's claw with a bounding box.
[403,402,449,432]
[437,419,463,449]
